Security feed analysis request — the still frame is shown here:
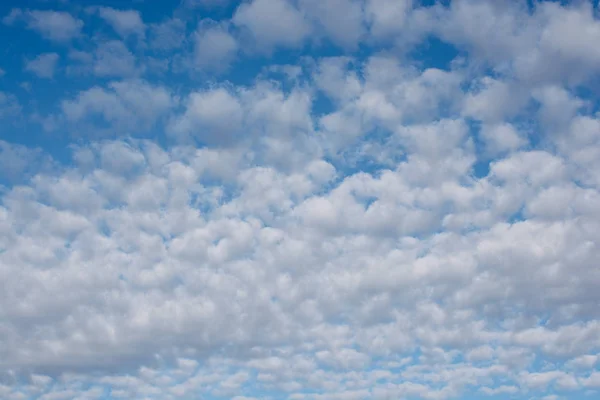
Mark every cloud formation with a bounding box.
[1,1,600,400]
[95,7,146,39]
[3,8,83,42]
[25,53,60,78]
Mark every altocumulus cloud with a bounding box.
[0,0,600,399]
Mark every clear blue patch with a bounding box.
[409,36,461,71]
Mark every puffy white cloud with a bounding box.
[365,0,412,40]
[25,52,60,79]
[435,0,600,85]
[169,87,244,144]
[3,9,83,42]
[566,354,599,370]
[479,123,527,156]
[65,40,140,78]
[93,40,139,77]
[316,55,464,158]
[193,21,238,73]
[233,0,311,51]
[0,141,55,183]
[299,0,365,48]
[462,77,529,123]
[312,57,362,105]
[149,18,186,51]
[60,80,176,135]
[96,7,146,38]
[516,1,600,85]
[169,80,318,170]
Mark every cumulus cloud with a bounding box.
[1,1,600,400]
[365,0,413,40]
[149,18,186,50]
[436,0,600,85]
[233,0,312,51]
[25,52,60,78]
[193,20,238,73]
[169,87,243,144]
[0,141,55,183]
[168,80,317,171]
[96,7,146,38]
[3,8,83,42]
[299,0,365,48]
[66,40,140,78]
[60,80,176,135]
[93,40,139,77]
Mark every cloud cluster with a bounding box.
[1,1,600,400]
[3,8,83,42]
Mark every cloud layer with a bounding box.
[1,1,600,400]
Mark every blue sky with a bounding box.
[1,0,600,399]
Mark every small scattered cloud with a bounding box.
[95,7,146,38]
[193,20,238,73]
[93,40,139,77]
[25,52,60,78]
[3,8,83,42]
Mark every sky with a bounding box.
[0,0,600,399]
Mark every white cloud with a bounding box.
[64,40,139,78]
[96,7,146,38]
[462,77,528,123]
[316,55,464,156]
[60,80,176,135]
[233,0,311,51]
[312,57,362,105]
[365,0,412,40]
[533,85,585,134]
[93,40,138,77]
[566,354,599,370]
[583,372,600,389]
[435,0,600,85]
[193,21,238,73]
[479,122,527,156]
[299,0,365,48]
[516,1,600,85]
[169,87,243,145]
[168,79,318,171]
[3,8,83,42]
[0,141,54,182]
[25,52,59,79]
[149,18,186,50]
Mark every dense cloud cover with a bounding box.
[1,0,600,399]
